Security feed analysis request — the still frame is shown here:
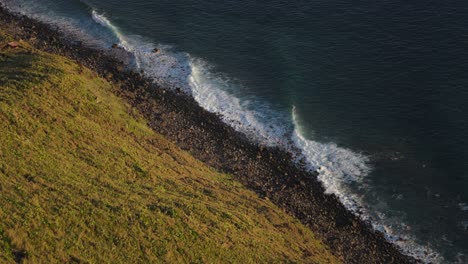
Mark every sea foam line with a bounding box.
[87,11,442,263]
[0,1,444,262]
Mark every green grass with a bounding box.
[0,30,340,263]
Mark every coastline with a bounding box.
[0,6,418,263]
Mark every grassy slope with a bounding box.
[0,31,339,263]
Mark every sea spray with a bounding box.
[89,12,440,261]
[92,13,443,261]
[0,1,444,262]
[291,105,370,208]
[91,11,130,49]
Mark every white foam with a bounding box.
[91,11,129,48]
[291,106,369,191]
[188,57,292,146]
[0,2,446,262]
[174,46,443,264]
[1,0,110,48]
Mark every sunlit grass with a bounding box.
[0,30,339,263]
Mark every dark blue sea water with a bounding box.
[3,0,467,262]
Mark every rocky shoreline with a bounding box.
[0,6,418,263]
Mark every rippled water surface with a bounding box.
[3,0,468,262]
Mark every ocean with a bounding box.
[2,0,467,262]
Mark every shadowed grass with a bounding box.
[0,30,340,263]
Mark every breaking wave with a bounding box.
[81,11,446,263]
[0,1,445,262]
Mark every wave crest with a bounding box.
[0,2,444,262]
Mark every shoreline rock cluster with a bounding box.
[0,6,418,263]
